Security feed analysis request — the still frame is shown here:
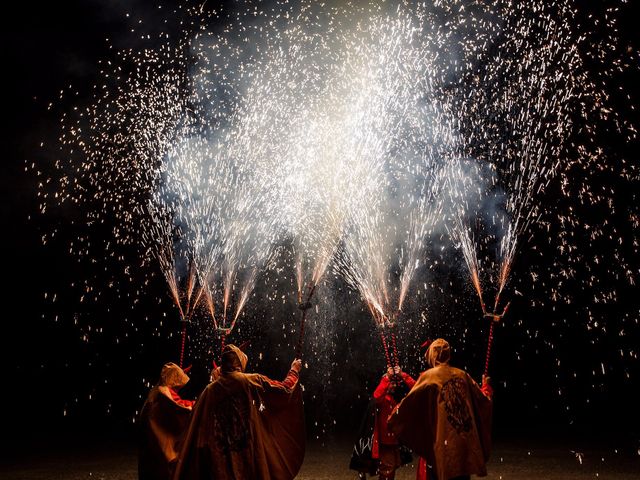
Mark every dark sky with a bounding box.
[2,0,204,447]
[2,0,639,454]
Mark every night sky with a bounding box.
[2,0,639,459]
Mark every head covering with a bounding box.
[390,378,411,403]
[221,344,248,373]
[426,338,451,368]
[159,362,190,388]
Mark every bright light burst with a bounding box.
[38,0,637,388]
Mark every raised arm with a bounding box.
[401,371,416,390]
[261,358,302,393]
[373,370,393,399]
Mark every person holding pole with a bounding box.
[388,339,493,480]
[174,344,305,480]
[350,365,415,480]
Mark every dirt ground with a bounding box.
[1,440,638,479]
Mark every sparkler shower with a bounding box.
[30,0,638,448]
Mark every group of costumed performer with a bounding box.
[139,338,492,480]
[352,339,493,480]
[138,344,304,480]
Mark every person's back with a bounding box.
[411,364,491,479]
[139,363,194,480]
[173,344,305,480]
[389,339,492,480]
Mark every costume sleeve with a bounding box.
[465,373,493,400]
[373,375,391,399]
[169,387,195,409]
[480,382,493,399]
[466,372,493,461]
[264,369,300,393]
[401,372,416,390]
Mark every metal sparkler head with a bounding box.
[382,316,397,330]
[483,312,503,323]
[483,302,510,323]
[298,300,313,311]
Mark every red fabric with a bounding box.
[480,383,493,399]
[267,369,299,390]
[372,373,416,458]
[169,387,195,409]
[417,457,428,480]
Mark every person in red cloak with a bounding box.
[173,344,305,480]
[139,362,195,480]
[388,339,493,480]
[374,365,417,479]
[350,365,416,480]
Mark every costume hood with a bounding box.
[159,362,190,389]
[426,338,451,368]
[221,344,248,373]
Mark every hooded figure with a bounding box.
[139,362,195,480]
[388,339,493,480]
[173,344,305,480]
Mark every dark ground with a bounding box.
[2,435,638,480]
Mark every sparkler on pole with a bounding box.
[482,302,510,377]
[288,214,344,358]
[201,281,228,360]
[294,281,317,359]
[143,199,207,367]
[448,200,516,376]
[40,0,635,396]
[335,9,452,368]
[364,299,394,369]
[172,260,204,368]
